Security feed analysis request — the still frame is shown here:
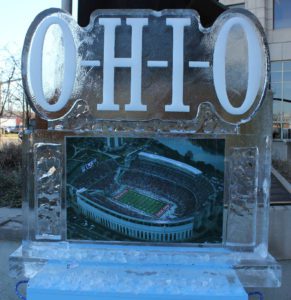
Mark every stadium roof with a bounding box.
[138,152,202,175]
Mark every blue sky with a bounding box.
[0,0,62,55]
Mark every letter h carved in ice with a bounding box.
[98,18,148,111]
[98,17,191,113]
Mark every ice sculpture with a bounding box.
[10,7,280,299]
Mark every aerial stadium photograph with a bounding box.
[66,137,225,243]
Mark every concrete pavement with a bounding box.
[0,208,22,241]
[0,208,24,300]
[0,240,22,300]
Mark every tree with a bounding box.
[0,47,32,128]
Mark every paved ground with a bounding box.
[0,208,22,241]
[0,241,22,300]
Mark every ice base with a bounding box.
[10,242,281,289]
[26,261,248,300]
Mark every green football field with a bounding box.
[116,189,167,216]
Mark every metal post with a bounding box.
[62,0,72,14]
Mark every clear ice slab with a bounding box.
[27,260,248,300]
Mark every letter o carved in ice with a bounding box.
[213,16,263,115]
[29,16,76,112]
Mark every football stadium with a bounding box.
[67,140,219,242]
